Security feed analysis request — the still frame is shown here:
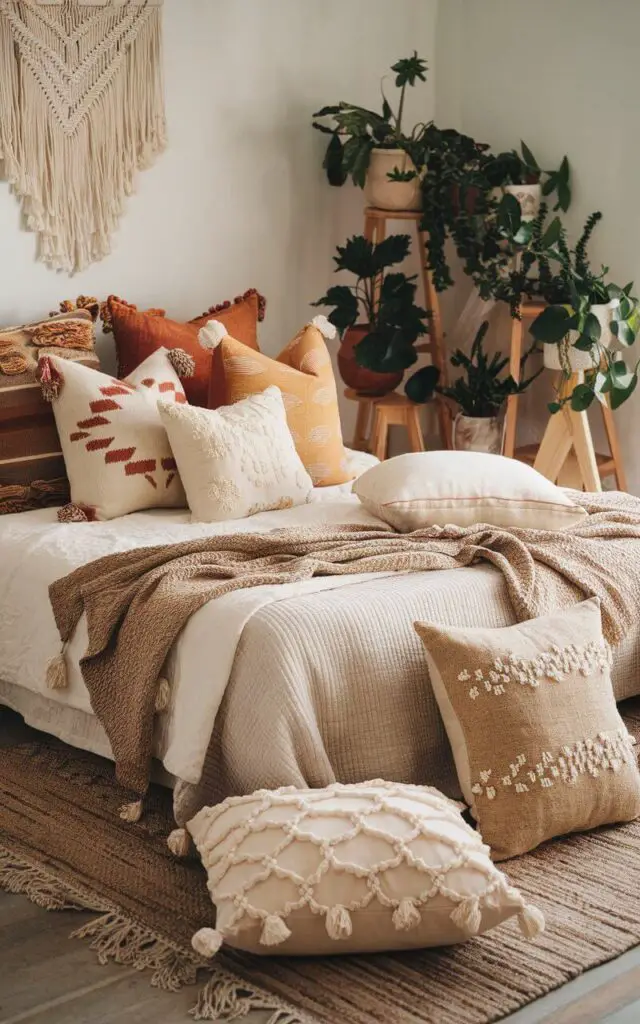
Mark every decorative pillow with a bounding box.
[353,451,587,531]
[414,599,640,860]
[0,310,100,515]
[40,347,192,521]
[187,781,544,960]
[105,290,265,408]
[158,386,313,523]
[199,315,352,487]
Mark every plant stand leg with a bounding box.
[557,453,583,489]
[601,399,627,491]
[504,315,524,458]
[416,228,451,450]
[372,406,389,461]
[406,405,425,453]
[352,398,371,452]
[534,373,601,491]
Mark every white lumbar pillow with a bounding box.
[157,385,313,523]
[353,451,587,532]
[187,781,543,959]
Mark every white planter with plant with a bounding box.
[542,299,618,372]
[313,53,428,211]
[408,321,540,453]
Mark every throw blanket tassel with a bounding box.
[155,677,171,713]
[167,828,192,858]
[46,643,69,690]
[119,799,144,823]
[191,927,224,958]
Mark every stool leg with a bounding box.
[601,400,627,491]
[416,228,451,450]
[504,315,524,458]
[406,406,425,452]
[352,399,371,452]
[372,407,389,461]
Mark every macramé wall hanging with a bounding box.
[0,0,165,274]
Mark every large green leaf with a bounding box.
[391,52,428,87]
[610,373,637,410]
[530,305,576,344]
[405,364,440,404]
[372,234,411,272]
[354,329,410,373]
[333,235,376,277]
[613,319,636,346]
[322,134,347,187]
[572,333,596,352]
[541,217,562,248]
[583,311,602,343]
[497,193,521,236]
[555,178,571,212]
[520,140,539,170]
[311,285,358,333]
[570,383,594,411]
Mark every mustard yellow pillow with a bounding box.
[199,316,352,486]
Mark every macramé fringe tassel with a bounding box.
[325,904,353,940]
[450,897,482,936]
[155,677,171,712]
[167,828,192,858]
[46,644,69,690]
[392,897,422,931]
[119,799,144,823]
[260,914,292,947]
[0,844,304,1021]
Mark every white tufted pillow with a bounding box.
[187,780,544,958]
[157,385,313,523]
[353,451,587,532]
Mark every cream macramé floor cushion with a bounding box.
[353,451,587,531]
[40,347,192,520]
[187,781,544,958]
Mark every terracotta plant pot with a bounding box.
[363,149,421,211]
[543,300,618,372]
[453,413,504,454]
[337,324,403,396]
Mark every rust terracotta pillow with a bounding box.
[199,315,353,487]
[105,290,265,408]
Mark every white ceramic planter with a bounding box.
[363,148,421,211]
[543,300,619,372]
[453,414,504,454]
[503,183,542,222]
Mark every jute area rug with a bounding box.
[2,703,640,1024]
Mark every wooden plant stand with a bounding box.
[503,301,627,491]
[363,206,451,450]
[345,388,425,461]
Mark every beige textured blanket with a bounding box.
[49,491,640,796]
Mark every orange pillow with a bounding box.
[199,315,353,487]
[105,290,265,408]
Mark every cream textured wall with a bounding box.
[435,0,640,492]
[0,0,437,441]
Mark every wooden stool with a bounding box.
[345,389,425,461]
[503,301,627,491]
[364,207,451,449]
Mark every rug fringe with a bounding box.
[0,844,308,1022]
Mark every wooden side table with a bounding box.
[345,389,425,461]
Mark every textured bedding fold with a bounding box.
[49,490,640,797]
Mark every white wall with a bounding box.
[436,0,640,492]
[0,0,437,440]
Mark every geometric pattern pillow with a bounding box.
[40,348,190,521]
[199,315,353,487]
[415,598,640,861]
[0,309,99,515]
[187,781,544,960]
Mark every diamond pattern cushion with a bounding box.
[187,780,544,959]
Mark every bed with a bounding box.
[2,448,640,826]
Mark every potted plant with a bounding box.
[529,212,639,412]
[312,52,429,211]
[483,142,571,221]
[312,233,431,396]
[417,321,540,452]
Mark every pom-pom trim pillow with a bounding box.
[187,780,544,959]
[158,386,313,523]
[415,598,640,860]
[40,347,192,521]
[199,315,352,487]
[353,451,587,531]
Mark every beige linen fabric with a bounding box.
[353,452,587,531]
[415,599,640,860]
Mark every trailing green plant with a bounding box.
[409,320,540,412]
[312,52,429,187]
[528,212,639,412]
[312,233,436,393]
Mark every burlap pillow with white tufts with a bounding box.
[187,780,544,959]
[414,598,640,860]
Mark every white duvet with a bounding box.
[0,450,386,784]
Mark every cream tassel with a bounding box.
[518,902,545,939]
[310,314,337,340]
[198,320,227,351]
[154,677,170,713]
[191,927,224,958]
[325,904,353,940]
[392,897,422,931]
[450,897,482,936]
[46,645,68,690]
[167,828,192,858]
[119,800,144,823]
[259,914,292,947]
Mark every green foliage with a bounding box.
[435,321,541,417]
[313,233,430,391]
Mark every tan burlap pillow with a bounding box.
[414,599,640,860]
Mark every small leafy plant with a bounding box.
[312,53,429,187]
[417,320,540,415]
[529,212,639,412]
[484,141,571,212]
[312,233,436,393]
